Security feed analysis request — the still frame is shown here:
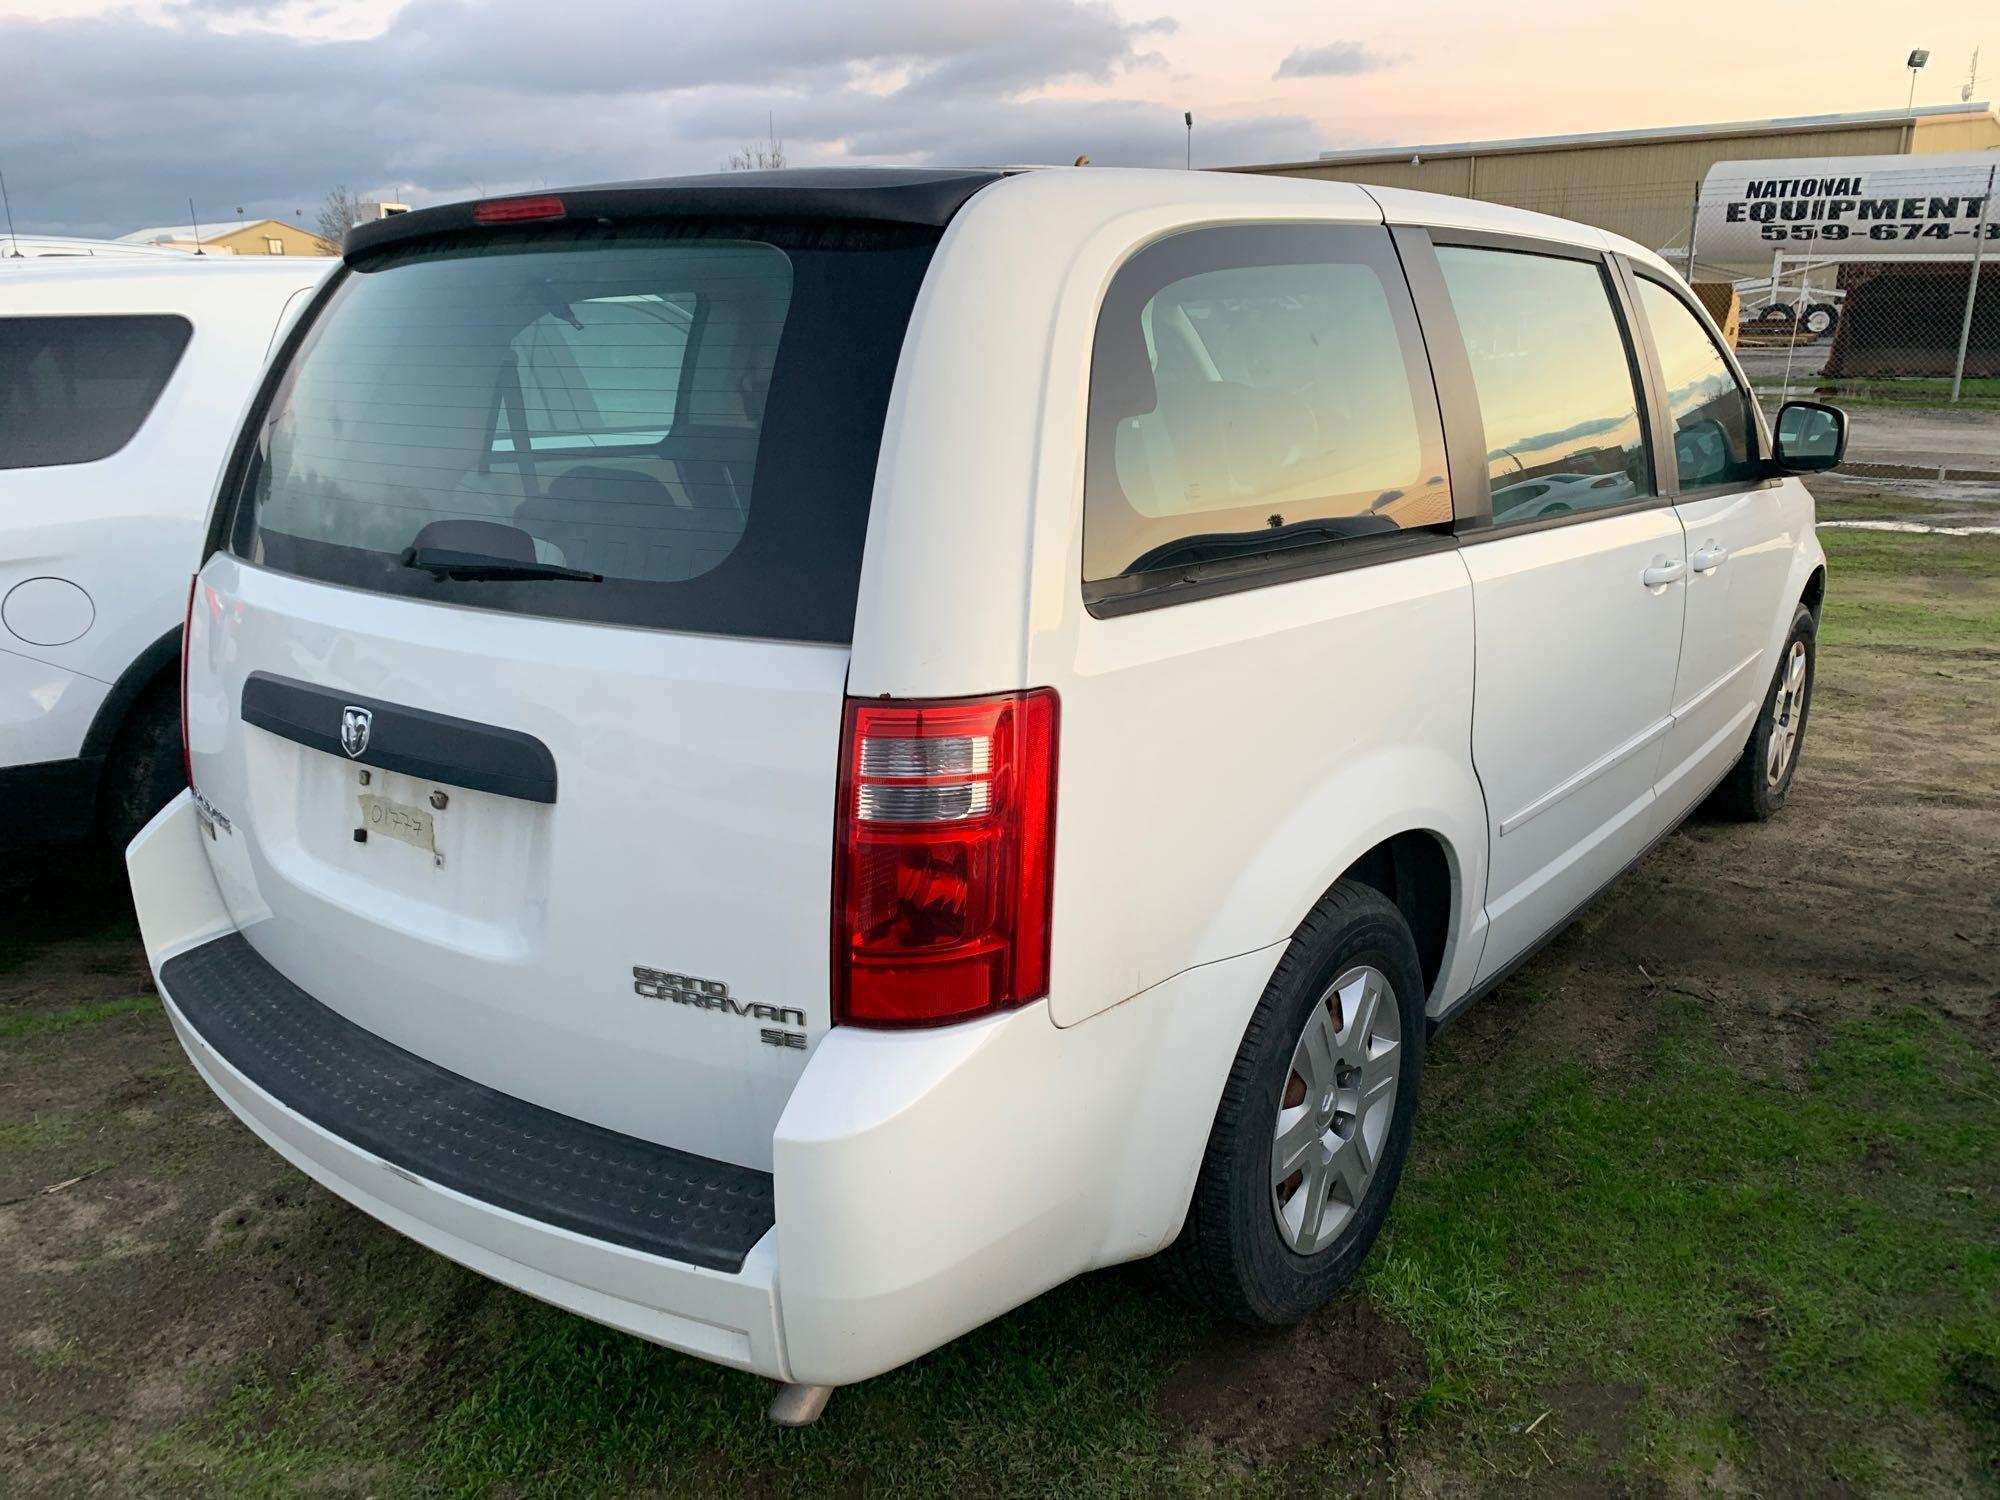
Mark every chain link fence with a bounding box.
[1432,161,1999,482]
[1691,157,1998,414]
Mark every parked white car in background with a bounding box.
[2,256,330,848]
[126,167,1843,1422]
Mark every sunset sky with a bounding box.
[2,0,1991,238]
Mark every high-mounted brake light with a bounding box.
[472,194,566,225]
[833,690,1059,1028]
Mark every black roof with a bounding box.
[344,167,1005,257]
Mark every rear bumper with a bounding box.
[128,792,789,1378]
[130,791,1281,1388]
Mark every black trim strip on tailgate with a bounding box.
[241,672,557,804]
[160,933,774,1272]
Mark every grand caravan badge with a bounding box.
[632,965,807,1048]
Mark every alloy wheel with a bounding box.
[1270,964,1401,1254]
[1766,639,1808,788]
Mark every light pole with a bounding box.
[1184,111,1193,170]
[1907,48,1930,110]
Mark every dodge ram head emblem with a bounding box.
[340,705,372,758]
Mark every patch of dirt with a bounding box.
[1544,1376,1641,1462]
[1154,1297,1427,1466]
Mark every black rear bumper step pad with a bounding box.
[160,933,773,1273]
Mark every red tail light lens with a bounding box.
[179,573,197,791]
[472,194,566,225]
[833,690,1058,1028]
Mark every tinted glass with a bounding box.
[229,222,938,643]
[1084,225,1449,584]
[1436,248,1651,526]
[0,315,191,470]
[1637,279,1761,490]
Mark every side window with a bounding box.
[1434,247,1652,526]
[1635,279,1761,490]
[1084,225,1450,586]
[498,294,694,454]
[0,315,193,471]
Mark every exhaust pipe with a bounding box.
[767,1383,834,1427]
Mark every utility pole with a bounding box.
[1950,164,1996,403]
[0,167,20,258]
[1685,182,1701,283]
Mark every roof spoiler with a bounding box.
[344,168,1004,258]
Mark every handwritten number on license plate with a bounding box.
[358,793,435,853]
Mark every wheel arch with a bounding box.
[1332,828,1456,1004]
[80,626,181,762]
[1801,563,1827,623]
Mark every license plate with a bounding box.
[358,793,435,853]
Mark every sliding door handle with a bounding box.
[1641,557,1686,589]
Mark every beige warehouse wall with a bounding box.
[1231,121,1937,252]
[1911,113,2000,154]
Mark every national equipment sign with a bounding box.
[1696,151,1998,265]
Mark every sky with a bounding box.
[1,0,1991,240]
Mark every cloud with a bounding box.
[1273,41,1391,80]
[1,0,1315,238]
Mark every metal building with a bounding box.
[1224,103,2000,262]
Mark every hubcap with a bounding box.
[1766,639,1809,789]
[1270,964,1401,1255]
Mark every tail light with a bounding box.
[833,690,1058,1028]
[179,573,197,790]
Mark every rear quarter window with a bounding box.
[226,221,939,644]
[1083,224,1450,600]
[0,314,192,470]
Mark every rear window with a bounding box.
[0,314,192,470]
[226,221,939,643]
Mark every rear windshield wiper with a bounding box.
[399,546,603,583]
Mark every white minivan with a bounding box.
[127,168,1842,1420]
[2,257,330,848]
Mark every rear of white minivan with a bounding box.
[127,170,1097,1384]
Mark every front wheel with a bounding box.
[1163,881,1425,1325]
[1707,603,1816,822]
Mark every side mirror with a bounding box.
[1769,400,1847,475]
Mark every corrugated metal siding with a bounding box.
[1245,124,1915,250]
[1911,115,2000,153]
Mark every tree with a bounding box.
[724,131,787,172]
[314,185,364,253]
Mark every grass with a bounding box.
[0,995,156,1039]
[1752,376,2000,410]
[1814,527,2000,650]
[35,523,1999,1495]
[1371,1001,1999,1486]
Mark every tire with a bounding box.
[1163,881,1426,1325]
[1754,303,1796,326]
[1802,302,1839,339]
[97,678,185,852]
[1707,603,1816,822]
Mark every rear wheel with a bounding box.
[1164,881,1425,1325]
[98,678,185,852]
[1707,603,1815,822]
